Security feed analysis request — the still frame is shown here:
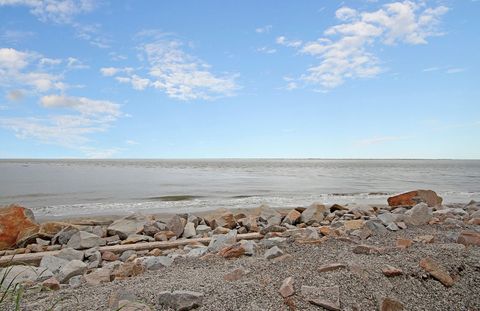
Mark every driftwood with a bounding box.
[0,232,263,267]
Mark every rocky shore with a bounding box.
[1,190,479,310]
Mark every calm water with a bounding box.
[0,159,479,218]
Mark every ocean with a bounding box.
[0,159,479,218]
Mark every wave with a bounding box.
[145,195,203,201]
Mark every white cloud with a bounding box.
[0,0,96,24]
[256,46,277,54]
[255,25,272,34]
[423,66,440,72]
[40,95,121,117]
[0,29,35,44]
[125,139,138,145]
[103,34,238,100]
[446,67,465,74]
[277,1,449,90]
[66,57,88,69]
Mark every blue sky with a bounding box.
[0,0,478,159]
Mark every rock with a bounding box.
[148,248,162,256]
[419,257,454,287]
[301,203,326,224]
[143,221,166,236]
[415,235,435,244]
[120,250,137,262]
[52,226,79,245]
[214,212,237,229]
[365,219,388,235]
[264,246,284,260]
[0,204,38,250]
[386,223,399,231]
[0,265,52,287]
[301,285,340,311]
[42,277,60,290]
[318,263,346,273]
[167,215,186,238]
[195,224,211,235]
[223,267,248,282]
[84,267,112,285]
[282,209,301,225]
[353,245,380,254]
[330,204,348,212]
[239,240,256,256]
[380,297,404,311]
[121,234,154,244]
[158,290,204,311]
[387,190,442,207]
[85,249,102,269]
[107,214,146,239]
[344,219,365,230]
[396,238,413,249]
[183,222,196,238]
[378,212,404,226]
[57,260,87,283]
[36,238,50,246]
[144,256,173,270]
[218,243,245,259]
[213,227,230,234]
[112,261,145,279]
[39,255,69,275]
[187,247,208,258]
[108,290,137,310]
[404,203,433,226]
[68,275,85,288]
[238,215,259,232]
[208,230,237,253]
[102,251,119,261]
[260,225,286,235]
[382,265,403,277]
[457,231,480,246]
[154,231,176,241]
[279,277,295,298]
[56,247,84,261]
[67,231,105,249]
[258,205,282,226]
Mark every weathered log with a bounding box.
[0,232,263,267]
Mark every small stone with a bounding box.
[404,203,433,226]
[396,238,413,249]
[457,231,480,246]
[319,226,333,236]
[195,224,211,235]
[42,277,60,290]
[353,244,379,254]
[382,265,403,277]
[120,250,137,262]
[107,214,146,239]
[279,277,295,298]
[36,238,50,246]
[183,222,196,238]
[187,247,208,258]
[143,256,173,270]
[415,235,435,244]
[260,225,286,235]
[208,230,237,253]
[213,227,231,234]
[158,290,204,311]
[386,223,399,231]
[344,219,365,230]
[264,246,284,260]
[40,255,69,275]
[223,267,247,282]
[318,263,346,273]
[102,250,119,261]
[68,275,85,288]
[148,248,162,256]
[112,261,145,280]
[301,285,340,311]
[214,212,237,229]
[419,257,454,287]
[84,267,112,285]
[301,203,326,224]
[380,297,404,311]
[121,234,154,244]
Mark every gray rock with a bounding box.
[36,238,50,246]
[144,256,173,270]
[158,290,204,311]
[56,247,84,261]
[378,212,404,226]
[261,237,287,248]
[264,246,284,260]
[58,260,87,283]
[301,203,326,224]
[239,240,256,256]
[108,289,137,310]
[85,249,102,269]
[365,219,388,234]
[301,285,340,311]
[0,266,53,287]
[107,214,146,239]
[68,275,85,288]
[259,205,282,226]
[183,222,196,238]
[120,250,137,262]
[405,203,433,226]
[386,223,399,231]
[123,234,154,244]
[167,215,186,238]
[67,231,105,250]
[208,230,237,253]
[40,255,69,275]
[195,224,211,235]
[52,226,79,245]
[187,247,208,258]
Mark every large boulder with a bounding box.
[0,265,53,288]
[57,260,87,283]
[0,204,39,250]
[107,214,146,239]
[388,190,442,207]
[16,221,73,247]
[67,231,106,249]
[301,203,326,225]
[213,212,237,229]
[404,203,433,226]
[167,215,186,238]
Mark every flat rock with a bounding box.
[301,285,340,311]
[41,277,60,290]
[382,265,403,277]
[143,256,173,270]
[388,190,442,207]
[183,222,196,238]
[258,205,283,226]
[0,265,53,287]
[301,203,326,224]
[112,261,145,280]
[353,244,380,254]
[195,224,211,235]
[67,231,105,250]
[40,255,69,275]
[318,263,346,273]
[419,257,454,287]
[158,290,204,311]
[214,212,237,229]
[107,214,146,239]
[57,260,87,283]
[84,267,112,285]
[457,230,480,246]
[121,234,154,244]
[264,246,284,260]
[218,243,246,259]
[56,247,84,261]
[52,226,79,245]
[279,277,295,298]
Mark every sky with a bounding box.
[0,0,479,159]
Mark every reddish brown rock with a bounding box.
[214,212,237,229]
[387,190,442,207]
[42,277,60,291]
[380,297,404,311]
[396,238,413,249]
[0,204,39,250]
[148,248,162,256]
[318,263,346,273]
[112,262,145,280]
[279,277,295,298]
[218,243,245,259]
[102,251,119,261]
[419,257,454,287]
[282,209,301,225]
[223,268,247,282]
[382,265,403,277]
[457,231,480,246]
[319,226,333,236]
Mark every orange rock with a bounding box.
[457,231,480,246]
[344,220,365,230]
[419,257,454,287]
[0,204,39,250]
[387,190,442,207]
[396,238,413,249]
[382,265,403,277]
[282,209,301,225]
[218,243,245,259]
[319,226,332,236]
[42,277,60,291]
[16,222,73,247]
